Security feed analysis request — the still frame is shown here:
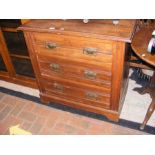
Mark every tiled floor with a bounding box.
[0,69,154,134]
[1,69,155,128]
[0,92,148,135]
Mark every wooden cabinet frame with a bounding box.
[0,26,37,88]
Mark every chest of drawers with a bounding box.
[19,19,137,121]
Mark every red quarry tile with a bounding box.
[74,129,88,135]
[0,92,5,100]
[4,129,10,135]
[29,121,43,134]
[35,116,47,125]
[67,115,92,130]
[86,119,119,135]
[0,95,17,106]
[40,127,53,135]
[46,115,59,129]
[47,107,64,114]
[10,100,27,116]
[30,116,47,134]
[39,108,52,117]
[32,106,42,114]
[0,105,14,121]
[77,131,88,135]
[23,101,37,112]
[0,92,149,135]
[87,124,111,135]
[0,115,22,134]
[52,122,80,135]
[0,122,8,134]
[32,106,51,118]
[4,115,22,127]
[80,115,107,125]
[19,111,37,122]
[20,121,32,131]
[28,116,48,134]
[0,103,6,112]
[55,112,73,124]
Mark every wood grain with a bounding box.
[37,54,112,88]
[131,27,155,67]
[20,20,137,121]
[19,19,137,42]
[41,78,111,109]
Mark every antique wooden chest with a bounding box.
[19,19,137,121]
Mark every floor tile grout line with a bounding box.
[49,116,65,133]
[38,117,53,135]
[28,118,41,135]
[0,104,16,123]
[15,103,38,128]
[15,101,31,118]
[0,86,155,134]
[1,114,25,135]
[32,115,51,135]
[20,120,32,132]
[3,100,29,133]
[66,117,93,132]
[0,103,7,114]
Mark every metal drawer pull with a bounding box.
[84,70,97,79]
[86,92,98,100]
[49,63,60,71]
[83,47,97,55]
[53,83,64,92]
[46,42,57,49]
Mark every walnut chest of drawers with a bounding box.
[19,19,137,121]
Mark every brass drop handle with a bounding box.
[84,70,97,79]
[86,92,98,100]
[46,42,57,49]
[49,63,60,71]
[53,83,64,92]
[83,47,97,55]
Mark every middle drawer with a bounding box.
[37,54,112,88]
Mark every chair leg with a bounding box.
[140,99,155,130]
[150,72,155,86]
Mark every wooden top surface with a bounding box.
[19,19,137,43]
[131,27,155,67]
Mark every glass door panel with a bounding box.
[3,31,28,56]
[1,28,35,78]
[0,19,21,28]
[11,56,35,78]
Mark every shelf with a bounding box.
[10,53,30,59]
[1,27,17,32]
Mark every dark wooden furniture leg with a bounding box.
[140,97,155,130]
[140,72,155,130]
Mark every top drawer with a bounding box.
[32,32,113,65]
[32,32,113,55]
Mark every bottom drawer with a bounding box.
[41,78,111,109]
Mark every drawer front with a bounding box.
[41,77,111,109]
[37,54,112,88]
[33,33,113,64]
